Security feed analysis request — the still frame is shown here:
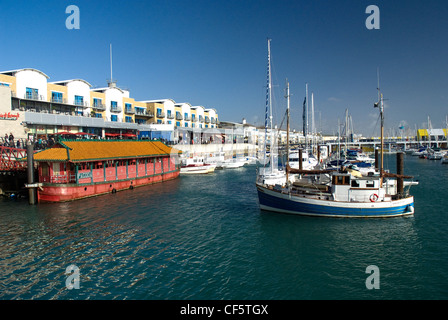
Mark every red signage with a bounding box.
[0,112,20,120]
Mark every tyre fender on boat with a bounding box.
[369,193,379,202]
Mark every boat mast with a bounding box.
[263,38,272,170]
[285,79,290,183]
[375,69,384,186]
[305,83,309,152]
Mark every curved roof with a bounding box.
[0,68,50,79]
[51,79,92,87]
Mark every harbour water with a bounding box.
[0,154,447,300]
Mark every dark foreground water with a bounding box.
[0,154,447,300]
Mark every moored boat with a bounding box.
[180,156,216,174]
[30,139,181,202]
[256,58,418,218]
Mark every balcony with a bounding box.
[24,93,45,101]
[125,107,135,114]
[176,113,183,120]
[184,114,190,121]
[199,116,204,123]
[110,106,122,113]
[92,103,106,111]
[205,117,210,124]
[167,113,174,119]
[74,101,89,108]
[156,112,165,118]
[135,110,154,118]
[192,117,198,122]
[51,97,68,104]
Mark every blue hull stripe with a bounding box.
[257,187,414,218]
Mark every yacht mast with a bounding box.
[285,79,290,183]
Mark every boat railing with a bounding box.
[50,174,76,183]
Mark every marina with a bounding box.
[0,154,447,300]
[1,0,448,304]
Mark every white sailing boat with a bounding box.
[256,39,287,186]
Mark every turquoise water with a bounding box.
[0,154,447,300]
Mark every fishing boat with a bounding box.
[180,156,216,174]
[29,140,181,202]
[256,69,419,218]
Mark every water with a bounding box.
[0,154,447,300]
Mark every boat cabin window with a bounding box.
[332,174,350,185]
[366,181,375,188]
[351,180,360,188]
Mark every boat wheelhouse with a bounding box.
[32,140,181,202]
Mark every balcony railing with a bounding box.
[156,112,165,118]
[125,107,135,114]
[135,110,154,118]
[167,113,174,119]
[176,113,183,120]
[25,93,45,101]
[199,116,204,123]
[110,106,122,113]
[192,117,198,122]
[184,115,190,121]
[74,101,89,108]
[51,97,68,104]
[205,117,210,123]
[92,103,106,110]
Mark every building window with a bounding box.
[176,121,180,127]
[0,82,10,87]
[157,108,163,117]
[74,95,84,106]
[167,120,172,124]
[111,101,118,111]
[157,119,162,124]
[93,98,102,107]
[135,118,146,124]
[111,115,118,122]
[51,91,63,103]
[125,103,132,113]
[26,87,38,99]
[185,123,188,128]
[95,113,103,118]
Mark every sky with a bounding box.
[1,0,447,136]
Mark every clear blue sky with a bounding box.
[1,0,447,136]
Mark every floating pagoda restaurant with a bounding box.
[31,140,181,202]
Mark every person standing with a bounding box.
[9,133,14,148]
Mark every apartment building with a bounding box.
[0,68,219,140]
